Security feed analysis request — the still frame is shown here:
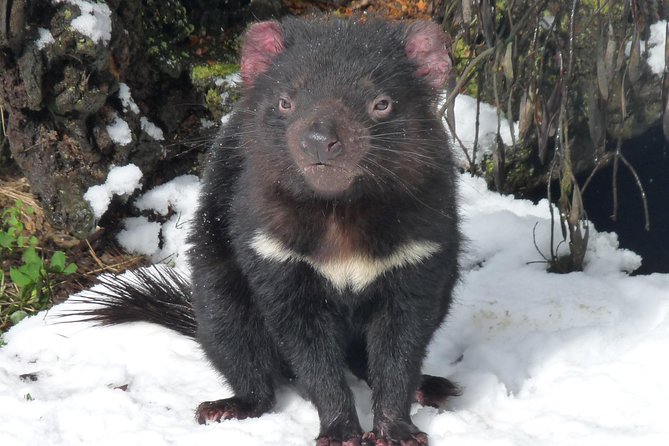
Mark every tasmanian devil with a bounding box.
[78,17,461,446]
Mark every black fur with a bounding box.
[69,267,196,337]
[74,17,461,446]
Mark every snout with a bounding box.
[300,122,343,163]
[285,101,369,197]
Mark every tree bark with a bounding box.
[0,0,246,237]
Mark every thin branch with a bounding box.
[611,135,621,221]
[547,152,559,261]
[472,75,483,170]
[581,152,614,193]
[440,46,495,114]
[0,105,7,136]
[532,221,550,262]
[507,84,517,147]
[618,153,651,231]
[580,149,651,231]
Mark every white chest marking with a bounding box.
[249,231,440,293]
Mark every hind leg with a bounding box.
[415,375,460,408]
[191,263,281,424]
[346,340,458,409]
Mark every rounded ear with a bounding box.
[241,21,285,88]
[404,21,452,90]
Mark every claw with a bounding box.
[361,432,388,446]
[361,429,428,446]
[316,435,362,446]
[195,397,262,424]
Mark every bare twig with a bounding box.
[547,152,559,261]
[611,135,621,220]
[618,152,651,231]
[531,221,550,262]
[471,76,483,170]
[86,240,107,271]
[440,46,495,115]
[581,152,614,193]
[0,105,7,137]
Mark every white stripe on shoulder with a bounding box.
[248,231,296,263]
[249,231,440,293]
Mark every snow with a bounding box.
[215,73,242,88]
[82,184,110,218]
[83,164,143,218]
[118,83,140,114]
[103,164,143,196]
[444,95,519,166]
[117,83,165,140]
[140,117,165,141]
[116,216,162,257]
[220,113,232,125]
[35,28,55,50]
[117,175,200,268]
[200,118,216,129]
[106,113,133,146]
[2,172,668,445]
[207,74,243,113]
[54,0,113,45]
[626,20,667,76]
[644,20,667,75]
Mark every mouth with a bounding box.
[304,163,341,171]
[302,164,358,196]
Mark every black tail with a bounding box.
[65,266,197,338]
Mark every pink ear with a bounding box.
[241,21,285,88]
[405,21,452,90]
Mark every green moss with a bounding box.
[143,0,194,42]
[74,37,95,51]
[191,63,239,83]
[484,157,495,176]
[205,88,221,107]
[141,0,197,76]
[494,0,510,21]
[482,142,539,193]
[202,88,227,122]
[192,64,241,120]
[506,159,535,188]
[452,40,479,97]
[201,80,240,121]
[581,0,624,14]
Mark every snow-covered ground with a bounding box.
[1,170,668,446]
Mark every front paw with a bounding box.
[361,420,428,446]
[195,397,266,424]
[316,435,362,446]
[316,419,363,446]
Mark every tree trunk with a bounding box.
[0,0,260,237]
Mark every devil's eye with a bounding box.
[279,96,292,111]
[374,99,389,111]
[369,94,393,120]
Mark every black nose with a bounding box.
[300,122,343,163]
